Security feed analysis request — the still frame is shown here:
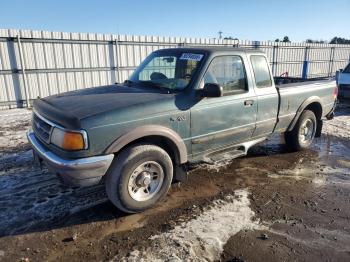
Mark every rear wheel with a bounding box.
[284,110,317,151]
[105,144,173,213]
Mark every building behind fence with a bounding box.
[0,29,350,109]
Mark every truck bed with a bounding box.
[275,77,334,88]
[274,78,336,132]
[277,79,334,89]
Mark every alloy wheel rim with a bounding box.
[299,118,315,143]
[127,161,164,201]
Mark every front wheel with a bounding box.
[105,144,173,213]
[284,110,317,151]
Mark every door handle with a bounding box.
[244,100,254,106]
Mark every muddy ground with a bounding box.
[0,103,350,261]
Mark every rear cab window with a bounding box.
[250,55,273,88]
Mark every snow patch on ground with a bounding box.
[0,108,32,152]
[199,152,239,172]
[322,115,350,140]
[116,189,263,262]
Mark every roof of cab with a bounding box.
[156,46,265,55]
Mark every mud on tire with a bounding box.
[105,143,173,213]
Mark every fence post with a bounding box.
[6,37,23,108]
[252,41,260,49]
[115,36,121,83]
[328,47,335,77]
[108,39,117,84]
[271,45,277,76]
[302,46,310,79]
[17,35,30,107]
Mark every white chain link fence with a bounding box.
[1,29,350,109]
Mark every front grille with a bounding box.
[32,113,53,143]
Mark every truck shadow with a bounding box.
[0,148,127,237]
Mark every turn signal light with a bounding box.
[62,132,85,150]
[333,86,338,100]
[51,127,86,151]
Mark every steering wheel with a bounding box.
[184,73,192,79]
[150,72,167,80]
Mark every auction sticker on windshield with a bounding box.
[179,53,204,61]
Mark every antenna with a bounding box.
[218,31,223,39]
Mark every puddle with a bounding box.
[269,226,350,253]
[114,213,146,233]
[262,133,350,190]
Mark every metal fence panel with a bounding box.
[0,28,350,109]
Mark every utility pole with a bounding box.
[218,31,223,39]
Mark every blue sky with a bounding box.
[0,0,349,42]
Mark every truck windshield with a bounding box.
[128,51,205,91]
[344,63,350,73]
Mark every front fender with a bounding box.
[104,125,188,164]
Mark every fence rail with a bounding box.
[0,29,350,109]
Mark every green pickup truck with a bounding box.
[27,47,337,213]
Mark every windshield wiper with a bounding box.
[138,81,172,93]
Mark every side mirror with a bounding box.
[339,69,344,73]
[202,83,223,97]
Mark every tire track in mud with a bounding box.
[0,108,110,236]
[0,151,106,236]
[0,148,109,236]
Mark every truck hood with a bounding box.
[33,84,176,129]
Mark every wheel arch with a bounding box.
[104,125,188,165]
[287,96,323,132]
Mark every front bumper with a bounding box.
[27,131,114,187]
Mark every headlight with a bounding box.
[51,128,87,151]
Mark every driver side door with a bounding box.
[190,55,257,157]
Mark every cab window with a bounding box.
[202,56,247,94]
[250,55,272,88]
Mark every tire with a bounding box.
[284,110,317,151]
[105,143,173,213]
